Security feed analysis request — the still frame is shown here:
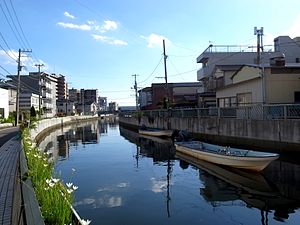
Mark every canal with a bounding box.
[37,120,300,225]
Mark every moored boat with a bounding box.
[175,141,279,172]
[138,128,173,137]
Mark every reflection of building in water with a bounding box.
[176,152,300,224]
[37,120,103,161]
[57,135,69,158]
[98,121,108,135]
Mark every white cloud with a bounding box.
[0,50,18,65]
[92,34,128,46]
[150,177,167,193]
[141,33,172,48]
[101,20,118,32]
[57,22,92,31]
[64,11,75,19]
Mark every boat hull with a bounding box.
[175,142,279,172]
[138,129,173,137]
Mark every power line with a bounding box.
[0,32,18,59]
[8,0,31,49]
[0,43,17,61]
[138,56,163,84]
[0,1,26,48]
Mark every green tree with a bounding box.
[30,106,37,118]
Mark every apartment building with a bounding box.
[7,72,57,117]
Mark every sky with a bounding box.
[0,0,300,106]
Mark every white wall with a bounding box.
[0,88,9,118]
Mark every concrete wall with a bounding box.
[30,115,98,140]
[119,115,300,151]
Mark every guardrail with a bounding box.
[120,104,300,120]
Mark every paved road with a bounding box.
[0,127,19,148]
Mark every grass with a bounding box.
[22,128,75,225]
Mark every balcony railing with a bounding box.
[120,104,300,120]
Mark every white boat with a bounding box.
[138,128,173,137]
[175,141,279,172]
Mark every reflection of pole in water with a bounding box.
[166,146,172,218]
[261,210,269,225]
[135,145,140,168]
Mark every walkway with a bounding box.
[0,127,24,225]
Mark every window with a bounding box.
[296,58,300,63]
[237,93,252,106]
[295,92,300,103]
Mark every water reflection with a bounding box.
[36,122,300,225]
[119,126,174,217]
[37,120,114,161]
[176,152,300,224]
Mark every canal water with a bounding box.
[37,120,300,225]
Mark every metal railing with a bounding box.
[120,104,300,120]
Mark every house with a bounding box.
[196,35,300,107]
[216,61,300,107]
[56,100,76,116]
[0,83,17,114]
[139,82,200,110]
[0,87,9,119]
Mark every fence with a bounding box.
[120,104,300,120]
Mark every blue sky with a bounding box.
[1,0,300,105]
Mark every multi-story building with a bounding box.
[98,97,107,111]
[51,74,68,101]
[19,92,40,112]
[108,102,118,112]
[196,35,300,107]
[7,72,57,117]
[68,88,98,115]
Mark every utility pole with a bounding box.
[254,27,265,104]
[15,48,32,126]
[254,27,264,64]
[132,74,139,110]
[35,63,44,119]
[163,39,168,98]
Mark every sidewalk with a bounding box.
[0,135,24,225]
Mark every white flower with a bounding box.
[43,164,48,167]
[46,179,51,184]
[81,219,91,225]
[66,182,73,188]
[72,185,78,191]
[72,168,76,172]
[44,187,49,191]
[37,155,42,159]
[52,178,59,183]
[67,189,73,194]
[49,182,55,188]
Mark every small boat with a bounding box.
[138,128,173,138]
[175,141,279,172]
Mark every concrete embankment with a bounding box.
[119,115,300,152]
[30,115,118,141]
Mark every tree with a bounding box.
[30,106,37,118]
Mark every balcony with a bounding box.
[197,66,211,81]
